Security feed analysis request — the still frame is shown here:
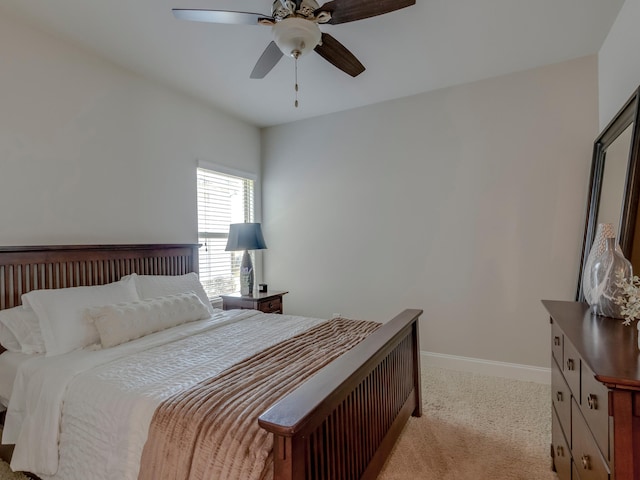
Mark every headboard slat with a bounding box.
[0,244,199,310]
[13,266,19,307]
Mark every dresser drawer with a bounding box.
[552,405,572,480]
[258,297,282,313]
[551,320,563,366]
[563,338,581,400]
[580,362,610,461]
[573,461,582,480]
[552,357,571,440]
[572,399,610,480]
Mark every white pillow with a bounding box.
[125,273,214,315]
[0,306,46,354]
[0,323,21,352]
[22,277,140,356]
[86,292,211,348]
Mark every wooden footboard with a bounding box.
[259,309,422,480]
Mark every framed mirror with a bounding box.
[577,86,640,301]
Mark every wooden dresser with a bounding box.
[543,300,640,480]
[220,291,288,314]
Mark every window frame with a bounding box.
[196,160,259,301]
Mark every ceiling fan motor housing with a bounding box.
[272,0,321,20]
[272,17,322,57]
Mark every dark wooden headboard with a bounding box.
[0,244,200,311]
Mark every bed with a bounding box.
[0,244,423,480]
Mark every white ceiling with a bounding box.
[2,0,625,127]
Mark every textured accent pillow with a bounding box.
[22,277,140,356]
[124,273,214,315]
[86,292,211,348]
[0,306,46,354]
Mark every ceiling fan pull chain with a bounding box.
[294,55,299,108]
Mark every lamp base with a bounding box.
[240,250,254,296]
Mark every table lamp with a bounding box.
[225,223,267,296]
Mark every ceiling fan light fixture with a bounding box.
[272,18,322,57]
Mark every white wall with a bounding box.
[0,9,260,246]
[262,56,598,368]
[599,0,640,128]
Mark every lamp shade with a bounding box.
[225,223,267,251]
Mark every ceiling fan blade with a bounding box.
[250,41,284,79]
[314,33,365,77]
[172,9,272,25]
[316,0,415,24]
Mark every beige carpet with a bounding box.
[0,460,27,480]
[379,366,558,480]
[0,366,557,480]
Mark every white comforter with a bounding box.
[2,309,325,480]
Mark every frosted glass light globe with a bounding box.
[272,18,322,58]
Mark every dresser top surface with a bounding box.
[542,300,640,389]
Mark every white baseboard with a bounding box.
[421,351,551,384]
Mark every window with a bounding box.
[197,165,255,298]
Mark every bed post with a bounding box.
[412,318,423,417]
[272,435,305,480]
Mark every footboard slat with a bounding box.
[259,309,422,480]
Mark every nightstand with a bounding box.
[220,291,288,314]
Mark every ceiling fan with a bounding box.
[172,0,416,79]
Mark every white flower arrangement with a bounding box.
[615,271,640,325]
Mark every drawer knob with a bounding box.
[556,391,563,402]
[556,446,564,457]
[581,455,591,470]
[269,302,273,308]
[587,393,598,410]
[566,358,575,371]
[554,336,561,346]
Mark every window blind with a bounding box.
[197,167,255,298]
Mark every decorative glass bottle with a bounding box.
[582,223,616,305]
[590,237,633,318]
